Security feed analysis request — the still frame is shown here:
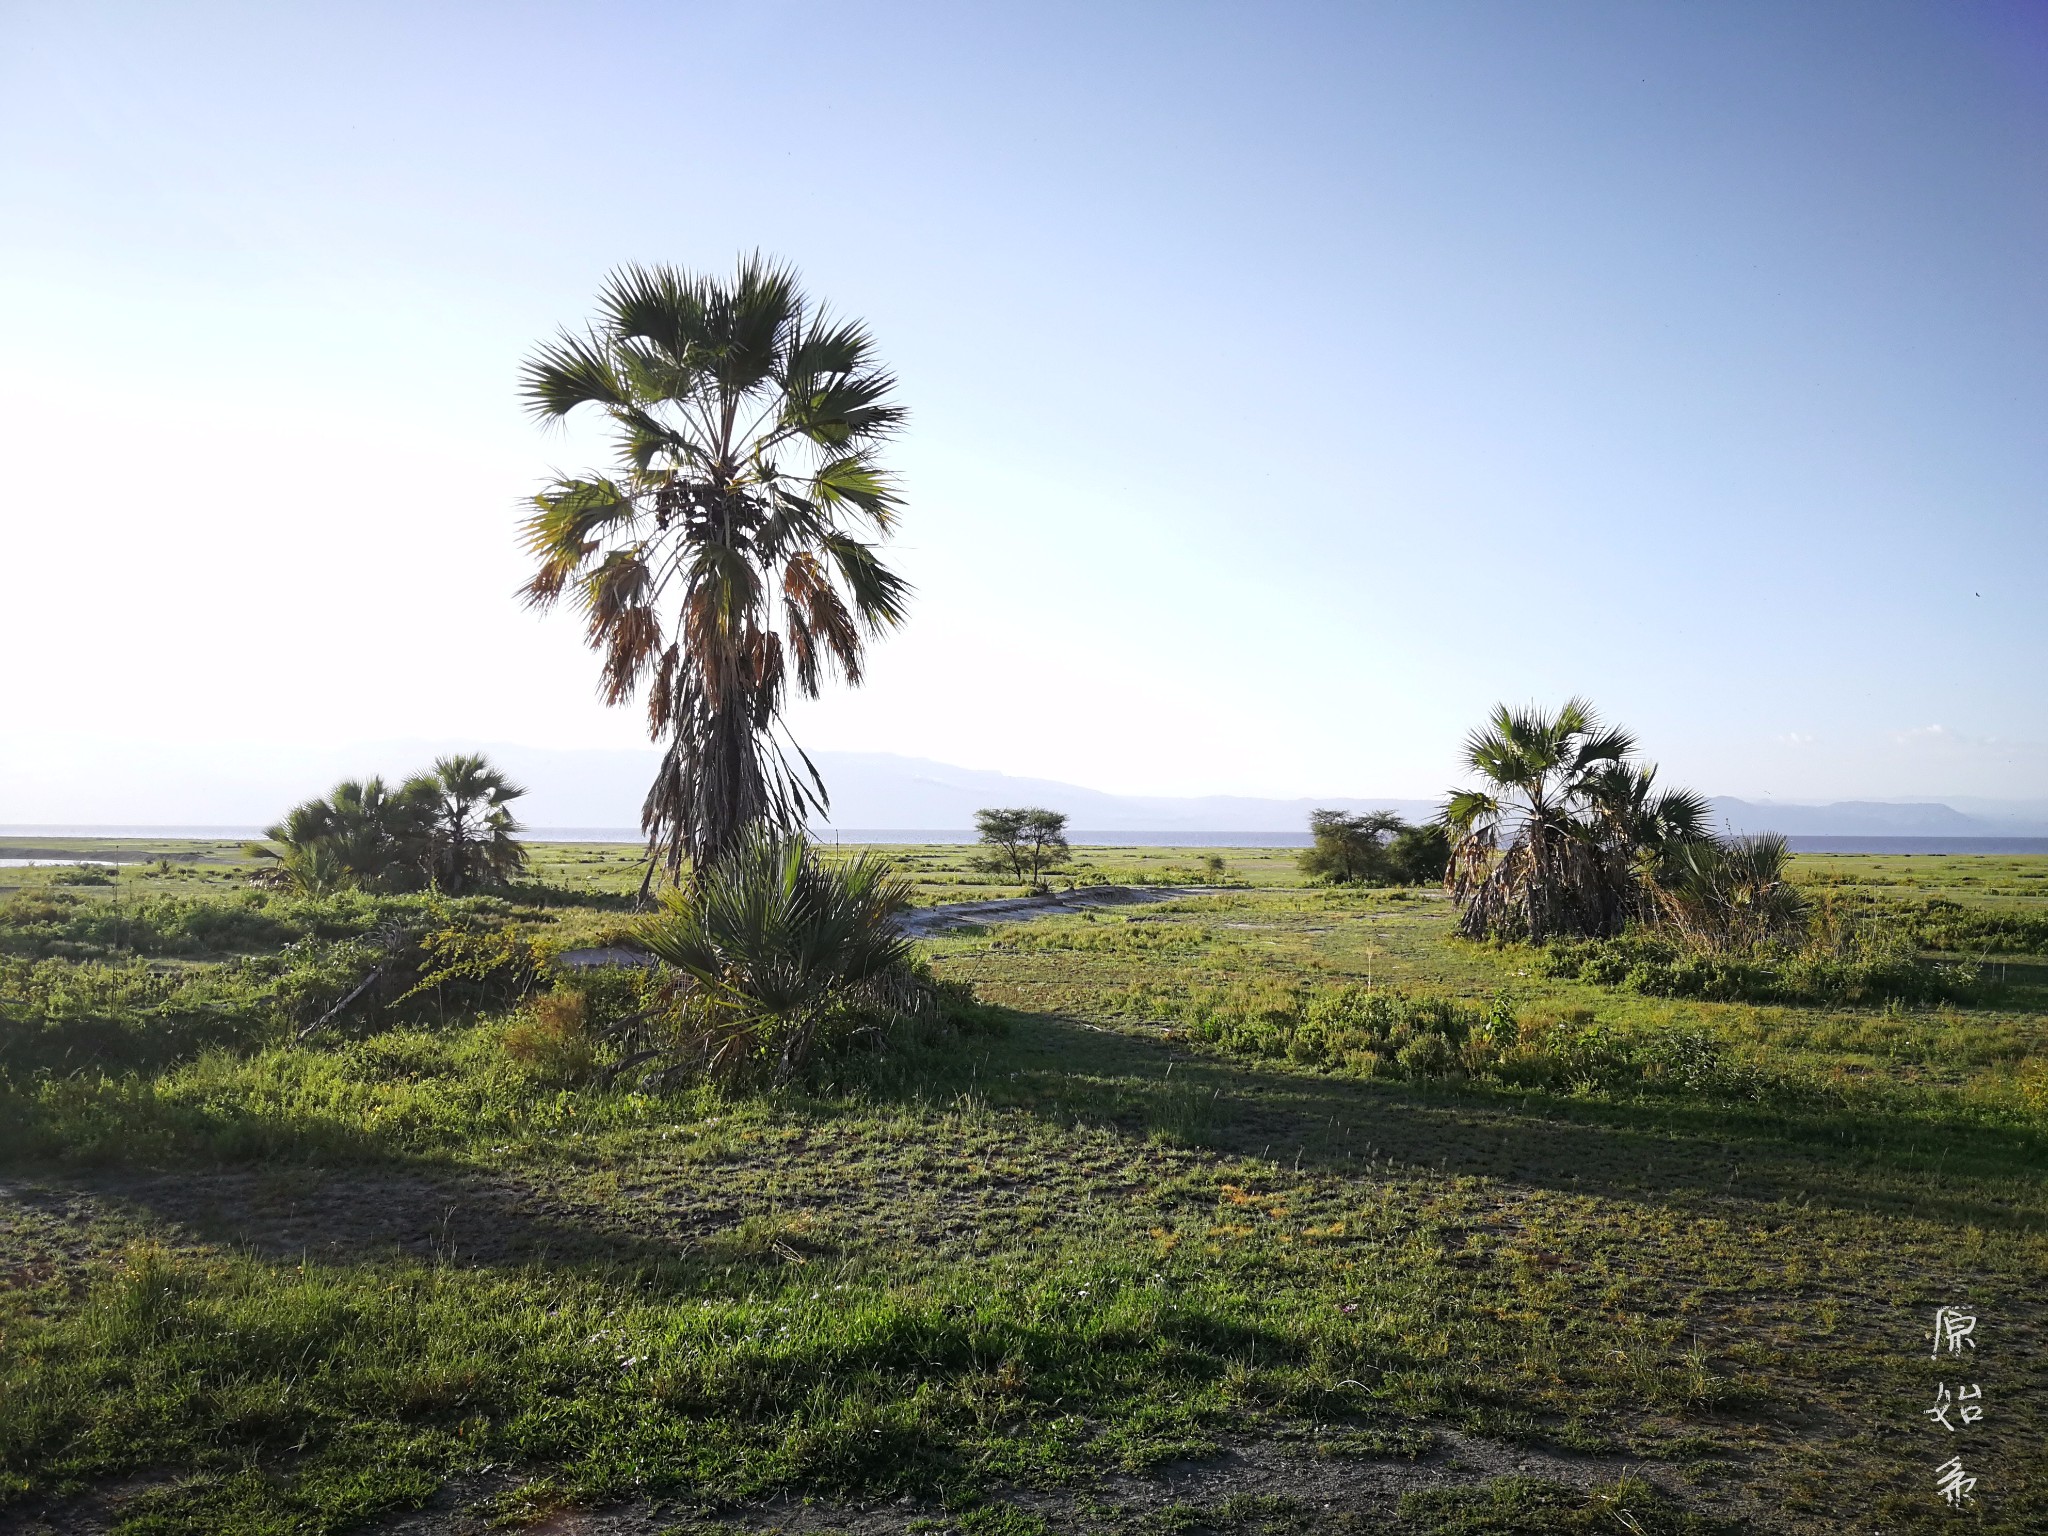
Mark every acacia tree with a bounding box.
[520,257,910,890]
[1442,699,1709,941]
[1299,809,1404,884]
[974,807,1070,886]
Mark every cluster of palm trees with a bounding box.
[257,755,528,896]
[1441,699,1802,949]
[514,270,1791,989]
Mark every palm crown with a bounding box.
[520,257,910,884]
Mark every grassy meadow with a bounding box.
[1,839,2043,1534]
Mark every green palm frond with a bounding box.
[520,332,631,421]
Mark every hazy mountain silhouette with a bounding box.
[5,741,2044,837]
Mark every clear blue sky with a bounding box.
[3,0,2043,810]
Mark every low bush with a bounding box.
[632,835,967,1088]
[0,910,554,1083]
[1110,979,1786,1105]
[1536,931,1989,1007]
[0,955,284,1078]
[0,887,525,962]
[1901,898,2048,956]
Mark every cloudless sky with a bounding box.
[3,0,2044,814]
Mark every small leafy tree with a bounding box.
[1387,821,1451,885]
[974,808,1071,886]
[1298,809,1404,885]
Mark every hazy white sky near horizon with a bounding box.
[2,0,2044,813]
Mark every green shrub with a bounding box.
[0,887,523,962]
[1536,931,1988,1007]
[1903,898,2048,955]
[1112,980,1788,1106]
[633,835,949,1087]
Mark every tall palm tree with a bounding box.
[519,257,911,890]
[1442,698,1655,941]
[406,754,528,895]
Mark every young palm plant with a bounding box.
[519,257,910,891]
[404,753,528,895]
[1579,759,1715,924]
[633,831,923,1086]
[1656,833,1809,952]
[253,778,433,894]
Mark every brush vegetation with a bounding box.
[0,838,2043,1533]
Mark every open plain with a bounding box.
[2,841,2043,1534]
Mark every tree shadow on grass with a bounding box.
[1,1160,837,1296]
[890,1009,2048,1237]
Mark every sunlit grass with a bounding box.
[2,842,2045,1532]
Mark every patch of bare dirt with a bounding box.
[341,1431,1713,1535]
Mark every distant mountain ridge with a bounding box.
[803,752,1442,831]
[1706,798,2009,836]
[804,756,2048,837]
[4,740,2043,836]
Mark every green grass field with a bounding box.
[1,840,2043,1534]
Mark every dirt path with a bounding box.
[894,883,1220,937]
[553,886,1221,969]
[9,1430,1696,1535]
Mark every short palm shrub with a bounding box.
[252,755,528,896]
[633,833,936,1086]
[1654,834,1807,952]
